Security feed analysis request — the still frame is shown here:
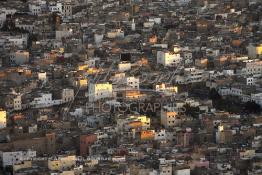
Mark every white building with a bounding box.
[29,3,42,15]
[7,34,28,49]
[175,169,190,175]
[0,150,36,168]
[157,51,182,67]
[62,1,73,17]
[247,43,262,58]
[161,108,179,128]
[154,129,167,141]
[0,8,17,27]
[0,11,6,28]
[0,110,7,129]
[118,62,131,72]
[247,77,255,85]
[30,93,62,108]
[62,88,74,103]
[251,93,262,107]
[117,115,150,131]
[88,83,113,102]
[14,95,22,111]
[107,29,124,39]
[94,33,104,45]
[155,83,178,95]
[56,30,72,40]
[38,72,47,81]
[245,61,262,76]
[177,0,191,6]
[159,163,172,175]
[48,2,63,13]
[94,131,109,140]
[143,21,154,28]
[126,76,139,89]
[184,67,204,83]
[218,86,242,97]
[28,124,37,133]
[10,50,30,65]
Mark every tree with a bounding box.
[209,88,221,101]
[244,101,261,114]
[184,104,200,119]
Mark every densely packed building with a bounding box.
[0,0,261,174]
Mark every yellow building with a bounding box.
[256,44,262,55]
[0,110,7,129]
[161,109,178,128]
[129,115,150,129]
[78,64,88,71]
[155,83,178,94]
[60,171,75,175]
[78,79,88,89]
[13,161,32,172]
[88,83,113,102]
[140,130,155,140]
[248,43,262,58]
[48,155,76,171]
[87,67,100,74]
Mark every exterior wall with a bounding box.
[251,93,262,106]
[62,89,74,103]
[15,24,35,33]
[247,44,262,58]
[48,155,76,171]
[38,72,47,81]
[78,79,88,89]
[155,129,166,140]
[176,132,192,147]
[0,8,16,28]
[56,30,72,40]
[10,51,30,65]
[126,77,139,89]
[247,77,254,85]
[8,34,28,48]
[28,125,37,133]
[14,95,22,111]
[30,93,53,108]
[0,110,6,129]
[157,51,182,66]
[230,87,242,96]
[118,62,131,72]
[177,0,191,6]
[11,134,56,155]
[140,130,155,140]
[80,134,97,156]
[246,61,262,75]
[175,169,190,175]
[0,12,6,28]
[159,164,172,175]
[1,150,36,167]
[29,4,42,15]
[62,3,72,17]
[218,87,242,97]
[13,161,32,172]
[185,68,204,83]
[95,132,108,140]
[107,29,124,38]
[49,2,63,13]
[88,83,113,102]
[46,133,56,154]
[156,83,178,94]
[161,110,178,128]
